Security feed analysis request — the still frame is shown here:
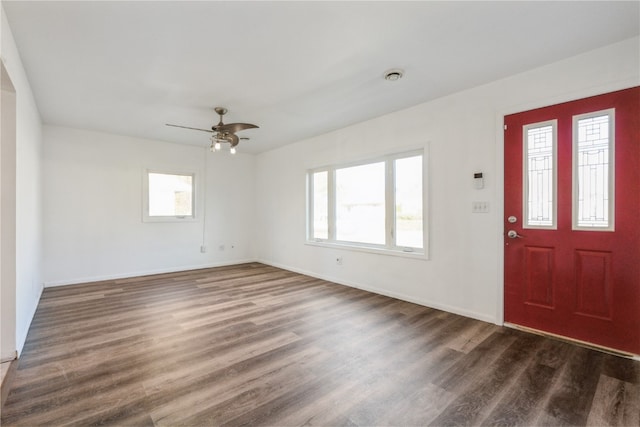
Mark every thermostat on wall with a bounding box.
[474,172,484,189]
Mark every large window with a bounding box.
[143,170,195,222]
[308,150,425,255]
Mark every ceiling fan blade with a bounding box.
[215,123,259,133]
[166,123,213,133]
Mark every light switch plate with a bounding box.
[472,201,490,213]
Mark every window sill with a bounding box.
[142,216,197,223]
[305,240,428,260]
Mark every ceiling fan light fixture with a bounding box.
[384,68,404,81]
[230,147,237,155]
[210,135,222,151]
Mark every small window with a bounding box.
[573,109,614,230]
[143,170,195,222]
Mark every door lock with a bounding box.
[507,230,524,239]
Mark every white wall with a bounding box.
[254,37,640,324]
[43,126,255,286]
[29,35,640,336]
[1,7,44,355]
[1,63,17,361]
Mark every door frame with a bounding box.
[494,80,639,337]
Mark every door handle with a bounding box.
[507,230,524,239]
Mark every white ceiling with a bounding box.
[3,1,639,154]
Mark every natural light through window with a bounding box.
[573,110,614,230]
[395,156,423,249]
[312,171,329,239]
[307,150,425,256]
[144,171,195,221]
[523,121,556,228]
[336,162,386,245]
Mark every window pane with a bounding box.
[312,171,328,239]
[576,114,611,228]
[148,172,193,216]
[524,123,555,227]
[395,156,423,248]
[336,162,385,244]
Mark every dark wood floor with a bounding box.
[1,263,638,426]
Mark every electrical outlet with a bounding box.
[200,245,207,253]
[336,256,343,265]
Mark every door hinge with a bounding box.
[504,124,508,131]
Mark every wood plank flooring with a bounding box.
[1,263,638,426]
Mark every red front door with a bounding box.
[504,87,640,355]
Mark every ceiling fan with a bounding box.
[166,107,259,154]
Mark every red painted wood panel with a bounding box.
[524,246,555,308]
[574,250,612,319]
[504,87,640,355]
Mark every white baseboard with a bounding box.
[43,259,258,287]
[0,351,17,364]
[43,258,497,326]
[257,258,498,325]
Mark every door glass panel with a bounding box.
[523,121,557,228]
[574,111,614,229]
